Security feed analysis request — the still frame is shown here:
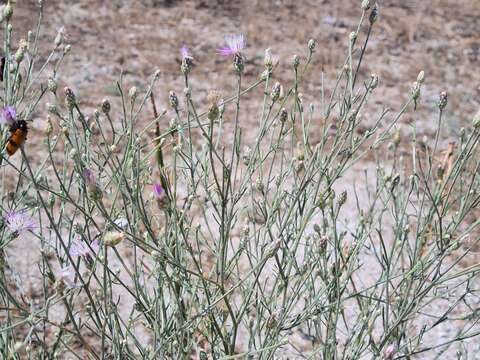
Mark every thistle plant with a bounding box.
[1,2,480,360]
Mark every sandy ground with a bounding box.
[4,0,480,358]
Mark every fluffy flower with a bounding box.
[181,45,192,60]
[217,34,246,57]
[0,106,17,126]
[69,238,99,258]
[4,210,36,236]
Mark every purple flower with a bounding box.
[181,45,192,60]
[83,169,96,187]
[0,106,17,126]
[153,183,165,200]
[69,238,99,258]
[57,266,81,289]
[4,210,36,236]
[217,34,246,57]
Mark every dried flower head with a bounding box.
[169,91,179,110]
[103,231,125,247]
[438,91,448,110]
[207,90,222,121]
[101,99,111,115]
[64,87,76,110]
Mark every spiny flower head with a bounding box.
[180,45,194,75]
[1,106,16,126]
[4,209,36,237]
[217,34,246,57]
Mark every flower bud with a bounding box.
[338,190,347,207]
[63,44,71,54]
[369,4,379,24]
[45,116,53,136]
[292,55,300,69]
[15,39,28,63]
[128,86,137,99]
[370,73,379,89]
[308,39,316,52]
[280,108,288,123]
[271,82,281,102]
[438,91,447,110]
[417,70,425,84]
[473,109,480,128]
[101,99,111,115]
[3,4,13,21]
[64,87,76,110]
[54,27,65,47]
[169,91,179,110]
[48,77,57,94]
[361,0,371,10]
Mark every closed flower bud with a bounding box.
[349,31,357,42]
[292,54,300,69]
[207,90,221,121]
[473,109,480,128]
[280,108,288,123]
[308,38,316,52]
[64,87,76,110]
[101,99,111,114]
[3,3,13,21]
[338,190,347,207]
[417,70,425,84]
[169,91,179,110]
[438,91,448,110]
[271,82,282,102]
[370,73,379,89]
[48,77,57,94]
[63,44,71,54]
[369,4,379,24]
[128,86,137,99]
[45,116,53,136]
[15,39,28,63]
[361,0,371,10]
[103,231,124,247]
[233,52,244,74]
[54,27,65,47]
[47,103,57,114]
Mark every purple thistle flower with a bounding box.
[57,266,81,289]
[153,183,165,200]
[69,238,99,258]
[181,45,192,60]
[217,34,246,57]
[4,210,36,236]
[0,106,17,126]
